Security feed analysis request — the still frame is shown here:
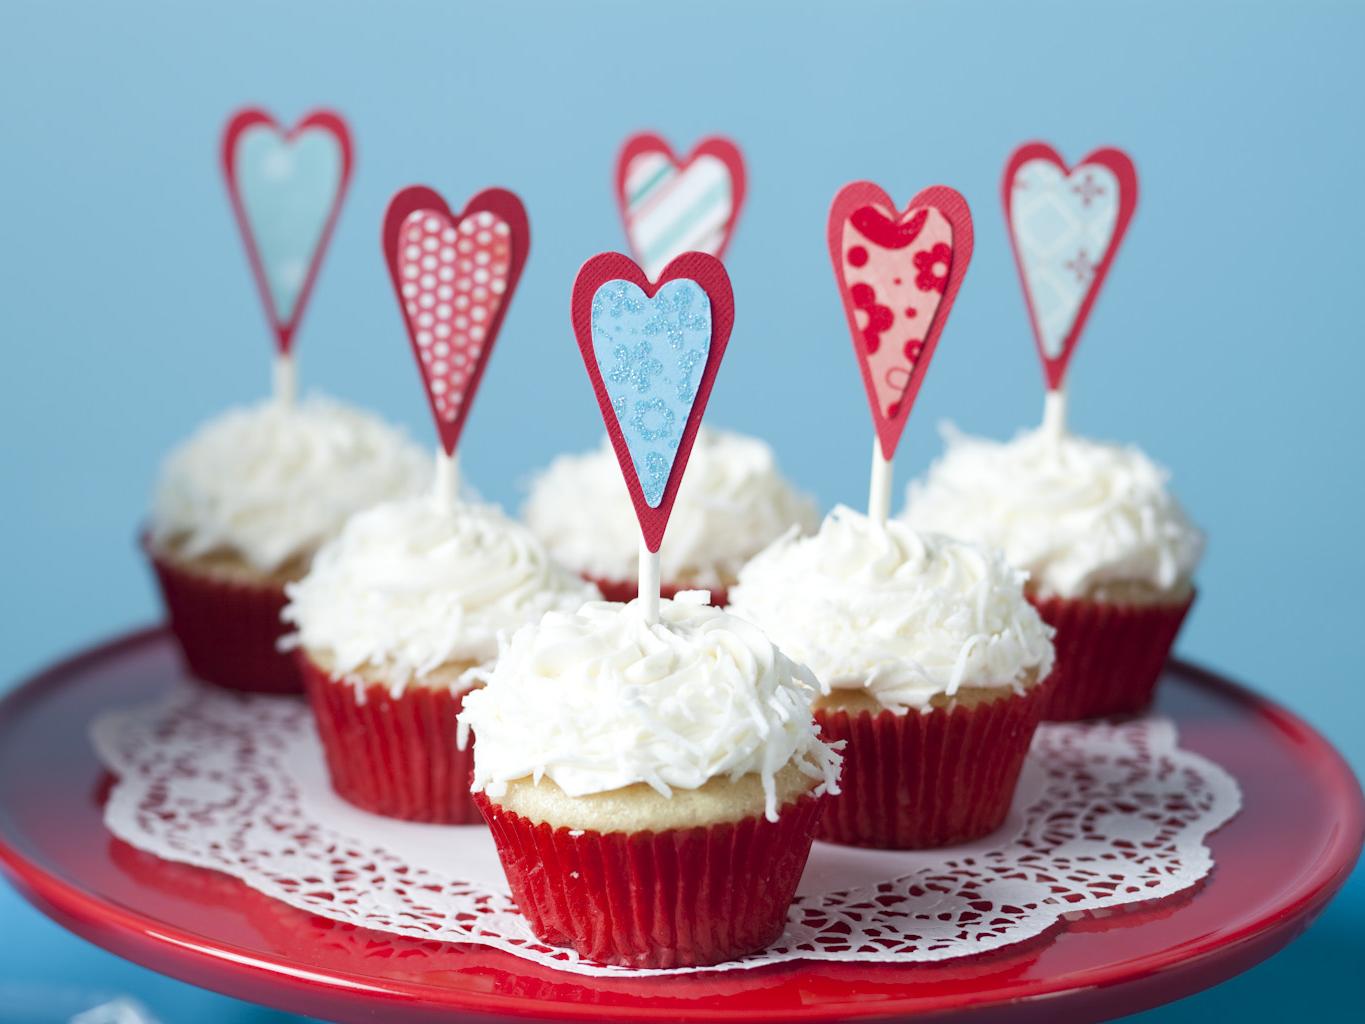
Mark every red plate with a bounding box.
[0,628,1360,1024]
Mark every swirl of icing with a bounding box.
[523,429,818,589]
[904,423,1204,601]
[457,595,841,821]
[150,396,430,574]
[729,506,1055,712]
[283,497,600,692]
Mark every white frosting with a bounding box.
[457,595,841,821]
[523,429,818,590]
[904,423,1204,600]
[150,396,429,574]
[729,507,1055,713]
[283,497,599,693]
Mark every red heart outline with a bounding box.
[570,252,735,554]
[827,182,974,460]
[381,186,530,455]
[1002,142,1139,391]
[221,108,354,356]
[614,133,748,266]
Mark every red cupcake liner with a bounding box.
[1030,591,1195,721]
[475,790,824,968]
[815,682,1049,850]
[587,575,729,608]
[144,539,299,693]
[301,655,480,824]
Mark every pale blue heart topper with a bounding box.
[234,125,344,324]
[590,279,712,507]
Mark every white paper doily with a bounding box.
[91,689,1240,977]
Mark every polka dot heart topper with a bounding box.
[614,133,747,280]
[382,186,530,504]
[1003,142,1138,434]
[221,108,354,403]
[827,182,974,523]
[571,252,735,623]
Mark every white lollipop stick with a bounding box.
[273,352,297,407]
[1042,386,1067,438]
[433,448,460,512]
[867,438,894,526]
[638,537,661,625]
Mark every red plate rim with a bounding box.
[0,627,1361,1023]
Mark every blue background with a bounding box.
[2,0,1361,1019]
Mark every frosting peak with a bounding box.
[457,596,841,821]
[523,429,818,589]
[904,423,1204,600]
[729,507,1055,712]
[283,498,599,691]
[150,395,429,574]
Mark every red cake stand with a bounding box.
[1,627,1360,1024]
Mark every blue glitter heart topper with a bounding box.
[571,252,735,553]
[591,278,711,507]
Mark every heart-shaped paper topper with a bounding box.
[221,108,353,355]
[827,183,974,460]
[614,133,747,279]
[382,186,530,456]
[571,252,735,553]
[1003,142,1138,390]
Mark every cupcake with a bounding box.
[459,595,841,968]
[146,395,428,692]
[904,423,1203,720]
[523,428,817,605]
[729,506,1055,850]
[284,497,599,824]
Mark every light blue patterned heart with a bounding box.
[1008,159,1120,359]
[234,125,344,323]
[590,279,712,507]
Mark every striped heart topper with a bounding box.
[571,252,735,553]
[382,187,529,455]
[828,183,974,460]
[1003,142,1138,390]
[614,133,747,280]
[221,108,353,355]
